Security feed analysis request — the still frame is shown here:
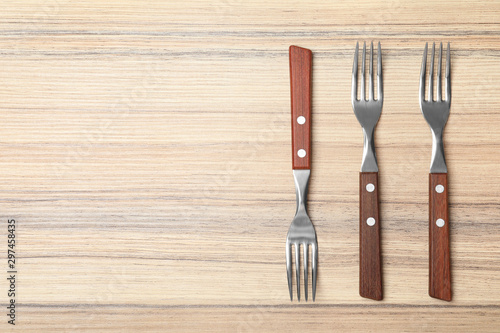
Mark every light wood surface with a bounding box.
[1,1,500,332]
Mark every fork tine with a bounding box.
[420,43,428,103]
[437,42,443,101]
[428,42,435,102]
[352,42,359,104]
[377,42,382,102]
[304,243,309,301]
[286,241,293,300]
[361,42,366,101]
[369,42,374,100]
[446,42,451,102]
[295,243,301,301]
[312,243,317,301]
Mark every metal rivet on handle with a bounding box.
[435,184,444,193]
[367,217,376,226]
[297,116,306,125]
[366,183,375,192]
[436,218,445,227]
[297,149,306,158]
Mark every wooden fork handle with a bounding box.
[359,172,383,300]
[429,173,451,301]
[289,45,312,170]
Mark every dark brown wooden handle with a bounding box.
[429,173,451,301]
[359,172,383,300]
[289,45,312,170]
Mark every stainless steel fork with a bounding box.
[286,45,318,302]
[351,41,383,300]
[419,42,452,301]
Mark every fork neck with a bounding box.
[430,128,447,173]
[293,169,310,214]
[361,127,378,172]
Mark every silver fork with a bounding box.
[287,45,318,302]
[351,41,383,300]
[419,42,452,301]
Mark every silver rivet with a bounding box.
[366,183,375,192]
[436,218,445,228]
[367,217,376,226]
[435,184,444,193]
[297,116,306,125]
[297,149,306,158]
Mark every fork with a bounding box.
[351,41,383,300]
[286,45,318,302]
[419,42,452,301]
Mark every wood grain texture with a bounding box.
[359,172,382,300]
[0,0,499,332]
[289,45,312,169]
[429,173,451,301]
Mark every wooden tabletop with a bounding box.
[1,1,500,332]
